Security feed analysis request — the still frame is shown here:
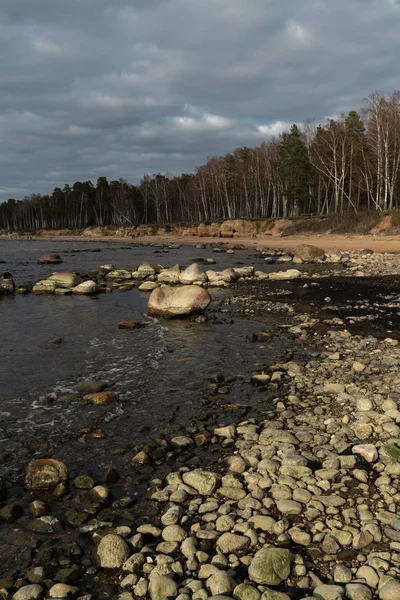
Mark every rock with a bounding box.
[216,533,250,554]
[72,280,98,294]
[38,253,62,264]
[206,268,238,283]
[248,547,292,585]
[269,269,301,280]
[294,244,325,262]
[206,570,234,596]
[276,500,302,515]
[25,459,68,490]
[261,591,290,600]
[148,575,178,600]
[162,524,187,542]
[158,264,181,284]
[76,380,107,393]
[182,470,218,495]
[352,444,378,463]
[106,269,132,280]
[313,585,344,600]
[345,584,372,600]
[48,584,78,598]
[138,281,158,292]
[83,392,116,405]
[138,262,156,275]
[118,321,143,329]
[0,272,15,295]
[379,580,400,600]
[12,585,43,600]
[47,272,80,288]
[179,263,208,284]
[233,583,261,600]
[94,533,130,568]
[148,285,211,318]
[32,280,57,294]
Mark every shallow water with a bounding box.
[0,240,295,480]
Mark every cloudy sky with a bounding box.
[0,0,399,202]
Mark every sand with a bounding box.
[4,231,400,253]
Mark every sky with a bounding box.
[0,0,400,203]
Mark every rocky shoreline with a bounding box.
[2,246,400,600]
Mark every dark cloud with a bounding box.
[1,0,400,200]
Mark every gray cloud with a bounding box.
[1,0,400,200]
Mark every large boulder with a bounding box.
[72,280,98,295]
[158,264,181,284]
[25,459,68,490]
[248,547,293,585]
[48,272,80,289]
[38,253,63,264]
[294,244,325,262]
[148,285,211,318]
[0,272,15,295]
[179,263,208,284]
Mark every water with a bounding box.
[0,239,295,478]
[0,239,319,579]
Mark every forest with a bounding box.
[1,91,400,231]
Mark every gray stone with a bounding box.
[48,584,78,598]
[13,586,43,600]
[313,584,344,600]
[206,570,234,596]
[94,534,130,568]
[233,583,261,600]
[345,584,372,600]
[148,575,178,600]
[216,533,250,554]
[248,547,292,585]
[379,580,400,600]
[182,470,218,495]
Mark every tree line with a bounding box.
[1,91,400,232]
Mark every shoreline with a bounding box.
[2,250,400,598]
[2,231,400,253]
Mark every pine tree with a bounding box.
[277,124,310,215]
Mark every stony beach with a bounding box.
[2,243,400,600]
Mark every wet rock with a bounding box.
[106,270,132,280]
[72,280,98,295]
[76,380,107,393]
[47,272,80,288]
[0,503,23,522]
[25,459,68,490]
[0,272,15,295]
[83,392,116,405]
[38,253,62,264]
[148,285,211,318]
[32,280,57,294]
[118,321,143,329]
[94,533,130,568]
[138,281,158,292]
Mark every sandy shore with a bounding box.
[4,232,400,253]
